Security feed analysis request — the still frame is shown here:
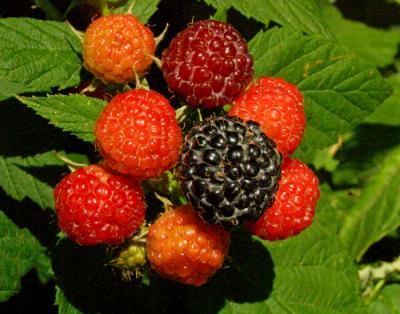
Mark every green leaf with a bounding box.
[203,0,229,20]
[313,147,340,172]
[332,124,400,187]
[339,145,400,261]
[263,193,363,313]
[35,252,54,284]
[322,186,360,230]
[6,151,65,168]
[188,189,363,313]
[204,0,333,39]
[0,80,27,101]
[0,210,50,302]
[113,0,161,24]
[368,284,400,314]
[249,27,391,163]
[366,74,400,126]
[56,286,83,314]
[319,4,400,68]
[0,18,82,99]
[17,94,106,143]
[0,152,66,210]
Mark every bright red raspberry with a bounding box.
[162,20,253,109]
[83,14,155,83]
[229,76,306,156]
[54,165,146,246]
[146,205,230,286]
[95,89,183,180]
[247,158,320,241]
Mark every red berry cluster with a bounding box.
[53,15,319,287]
[227,77,320,241]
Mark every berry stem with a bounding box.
[154,192,173,209]
[53,151,87,171]
[359,256,400,303]
[133,224,148,241]
[126,0,136,14]
[134,71,150,90]
[175,104,190,123]
[66,22,84,43]
[145,171,186,206]
[99,0,111,16]
[328,135,344,157]
[197,108,203,122]
[80,78,102,94]
[155,23,169,47]
[145,53,162,69]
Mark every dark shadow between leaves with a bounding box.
[0,98,96,160]
[51,238,172,314]
[362,228,400,263]
[337,124,400,163]
[336,0,400,29]
[0,189,58,250]
[17,165,69,188]
[0,269,56,314]
[226,7,266,41]
[18,166,70,187]
[186,228,275,313]
[143,188,165,223]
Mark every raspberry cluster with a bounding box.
[53,14,319,287]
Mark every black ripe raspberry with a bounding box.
[162,20,253,109]
[178,116,282,228]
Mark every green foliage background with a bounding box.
[1,0,400,313]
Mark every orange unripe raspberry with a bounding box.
[146,205,230,286]
[83,14,156,83]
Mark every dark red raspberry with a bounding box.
[162,20,253,108]
[54,165,146,246]
[95,89,183,180]
[247,158,320,241]
[229,76,306,156]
